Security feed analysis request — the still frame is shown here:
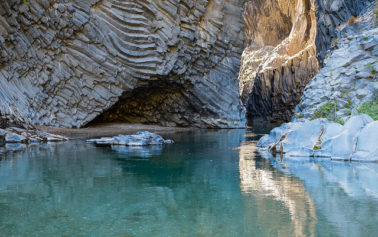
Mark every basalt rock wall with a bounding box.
[240,0,374,122]
[0,0,246,128]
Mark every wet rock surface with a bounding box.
[0,0,246,129]
[87,131,174,146]
[258,115,378,161]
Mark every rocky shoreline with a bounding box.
[257,3,378,162]
[258,114,378,162]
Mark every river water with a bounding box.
[0,127,377,236]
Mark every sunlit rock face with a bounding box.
[0,0,246,128]
[240,0,373,122]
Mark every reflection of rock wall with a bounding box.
[258,150,378,236]
[0,0,245,128]
[239,0,373,122]
[239,141,317,236]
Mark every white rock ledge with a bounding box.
[87,131,174,146]
[257,114,378,162]
[0,127,68,145]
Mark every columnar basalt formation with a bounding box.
[239,0,319,122]
[239,0,374,122]
[0,0,246,128]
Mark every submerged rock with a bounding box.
[87,131,174,147]
[258,115,378,161]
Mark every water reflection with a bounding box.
[254,141,378,236]
[239,140,317,237]
[0,129,377,236]
[111,145,163,158]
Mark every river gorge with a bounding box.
[1,127,377,236]
[0,0,377,236]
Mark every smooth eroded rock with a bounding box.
[87,131,174,147]
[258,115,378,161]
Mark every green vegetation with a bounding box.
[312,101,345,125]
[343,98,352,109]
[312,102,335,119]
[358,98,378,120]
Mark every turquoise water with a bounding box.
[0,128,377,237]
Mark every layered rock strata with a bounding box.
[0,0,245,128]
[239,0,374,122]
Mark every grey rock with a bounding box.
[0,0,246,129]
[5,132,27,143]
[258,115,378,161]
[239,0,373,122]
[352,121,378,161]
[296,26,378,121]
[321,114,373,160]
[87,131,173,147]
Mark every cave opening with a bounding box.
[88,81,198,128]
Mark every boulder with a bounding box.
[5,132,27,143]
[321,114,373,160]
[258,114,378,161]
[352,121,378,161]
[87,131,174,147]
[281,119,327,157]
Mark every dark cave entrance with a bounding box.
[88,81,197,127]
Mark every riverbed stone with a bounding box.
[258,114,378,161]
[87,131,174,147]
[5,132,27,143]
[352,121,378,161]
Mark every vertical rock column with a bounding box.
[239,0,319,122]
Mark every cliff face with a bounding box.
[0,0,245,128]
[240,0,374,122]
